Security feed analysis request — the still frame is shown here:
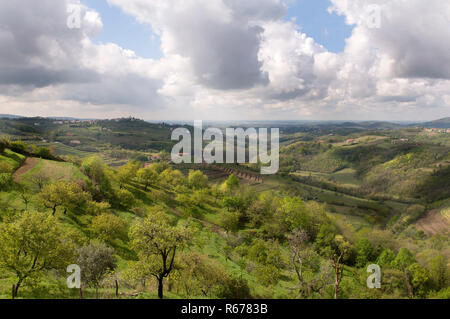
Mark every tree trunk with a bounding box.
[157,277,164,299]
[115,280,119,297]
[12,284,15,299]
[334,280,339,300]
[14,278,22,298]
[52,204,57,216]
[404,270,414,299]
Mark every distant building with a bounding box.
[70,140,81,145]
[346,139,357,144]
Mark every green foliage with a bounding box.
[428,255,449,291]
[0,173,13,191]
[356,238,374,267]
[137,167,158,190]
[116,161,140,188]
[408,263,430,298]
[0,211,76,297]
[115,189,136,209]
[130,209,191,298]
[376,248,396,267]
[90,213,128,242]
[39,181,91,215]
[188,170,209,189]
[77,242,117,297]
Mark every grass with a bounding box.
[18,159,87,187]
[0,150,26,171]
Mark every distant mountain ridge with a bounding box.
[1,114,449,128]
[420,117,450,129]
[0,114,24,119]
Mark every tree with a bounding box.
[408,263,430,298]
[188,170,208,189]
[328,235,352,299]
[376,248,396,267]
[30,171,50,191]
[117,161,140,188]
[0,212,76,297]
[0,161,12,173]
[137,167,158,191]
[224,174,240,192]
[36,147,52,159]
[356,238,373,267]
[287,229,309,288]
[115,188,135,209]
[393,248,416,298]
[0,173,13,191]
[77,243,117,298]
[81,156,113,200]
[428,255,448,291]
[218,210,240,233]
[130,210,190,299]
[39,181,91,215]
[0,137,9,154]
[91,213,128,242]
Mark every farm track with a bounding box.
[13,157,39,182]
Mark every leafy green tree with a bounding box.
[160,168,186,188]
[393,248,416,298]
[39,181,91,215]
[36,147,52,159]
[0,173,13,191]
[356,238,374,267]
[218,211,240,233]
[77,243,117,298]
[408,263,430,298]
[9,140,27,154]
[86,201,111,216]
[175,252,229,298]
[30,171,50,191]
[188,170,208,189]
[117,161,140,188]
[376,248,396,267]
[130,210,190,299]
[81,156,113,200]
[137,167,158,190]
[91,213,128,242]
[0,161,12,173]
[0,137,9,154]
[115,188,135,209]
[428,255,448,291]
[222,174,239,193]
[0,212,76,297]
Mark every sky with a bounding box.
[0,0,449,121]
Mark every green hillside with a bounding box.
[0,123,448,300]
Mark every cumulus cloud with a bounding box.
[0,0,449,120]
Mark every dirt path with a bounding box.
[13,157,40,182]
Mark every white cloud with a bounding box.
[0,0,449,120]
